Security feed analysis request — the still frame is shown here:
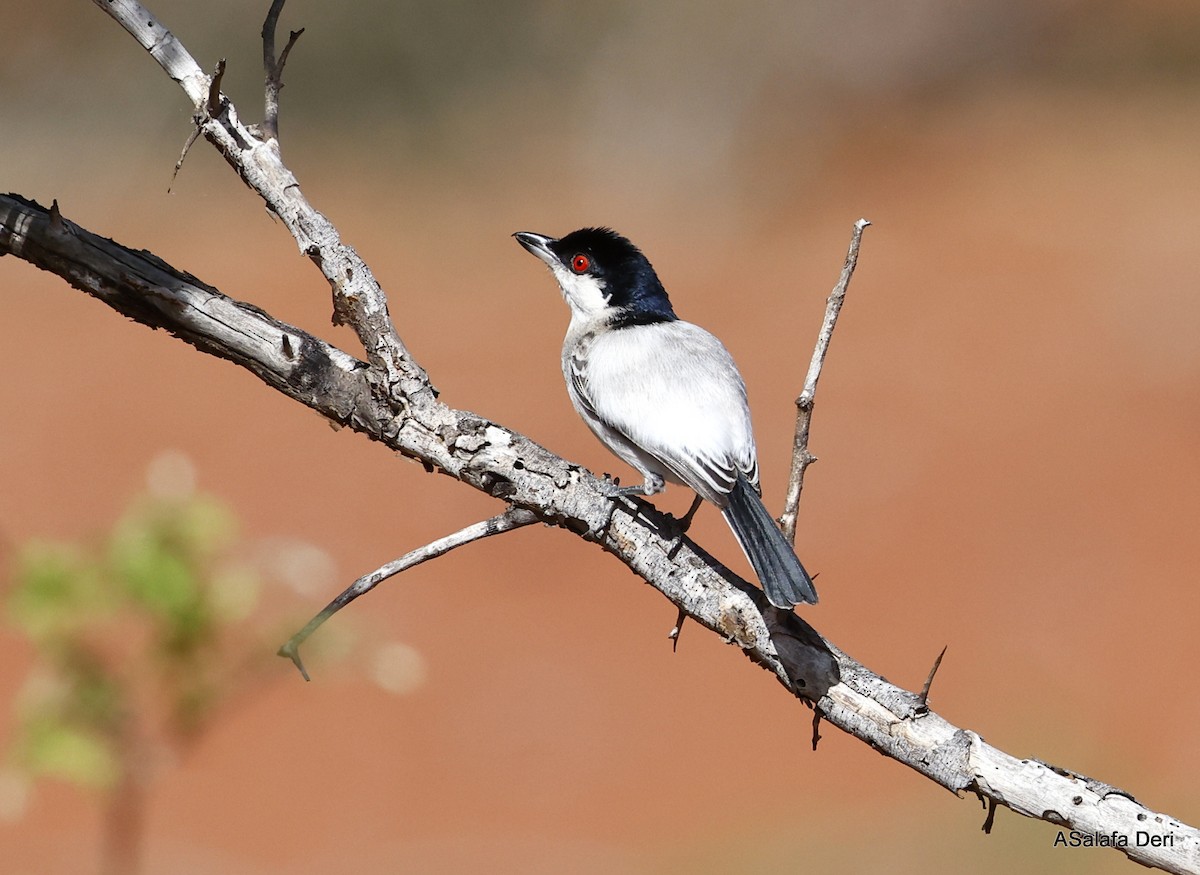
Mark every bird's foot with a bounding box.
[588,477,648,541]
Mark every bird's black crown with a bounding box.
[552,227,677,326]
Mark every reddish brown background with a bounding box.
[3,2,1198,873]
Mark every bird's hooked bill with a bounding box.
[513,231,557,266]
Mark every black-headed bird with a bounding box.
[514,227,817,608]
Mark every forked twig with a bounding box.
[278,506,538,680]
[779,218,870,545]
[261,0,304,142]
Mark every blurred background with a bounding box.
[3,0,1199,872]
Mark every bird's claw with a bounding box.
[586,477,645,541]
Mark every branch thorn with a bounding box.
[982,796,998,834]
[207,57,226,118]
[48,199,64,234]
[916,644,948,713]
[277,639,311,682]
[668,606,687,652]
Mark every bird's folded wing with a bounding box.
[572,321,759,506]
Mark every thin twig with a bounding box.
[169,58,225,192]
[779,218,870,545]
[168,128,201,192]
[277,506,538,680]
[261,0,303,142]
[278,28,304,71]
[261,0,284,141]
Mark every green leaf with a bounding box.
[7,544,106,641]
[113,537,198,619]
[16,718,118,789]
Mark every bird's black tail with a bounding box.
[722,475,818,608]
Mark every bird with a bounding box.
[513,227,818,608]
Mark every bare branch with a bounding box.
[261,0,285,140]
[261,0,304,142]
[0,195,366,418]
[821,650,1199,873]
[7,7,1198,871]
[5,187,1197,875]
[0,193,831,694]
[92,0,428,400]
[89,0,210,108]
[0,189,839,689]
[279,507,539,680]
[779,218,869,545]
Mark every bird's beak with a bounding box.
[513,231,558,268]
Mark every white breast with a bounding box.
[563,318,759,504]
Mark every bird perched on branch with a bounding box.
[514,227,817,608]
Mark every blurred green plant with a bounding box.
[4,490,334,875]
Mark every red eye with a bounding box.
[571,253,590,274]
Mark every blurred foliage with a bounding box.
[2,485,354,874]
[5,493,275,790]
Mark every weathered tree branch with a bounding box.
[0,3,1194,872]
[0,191,831,694]
[93,0,428,400]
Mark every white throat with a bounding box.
[549,263,610,321]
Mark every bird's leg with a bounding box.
[676,494,703,533]
[666,494,703,559]
[591,474,662,541]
